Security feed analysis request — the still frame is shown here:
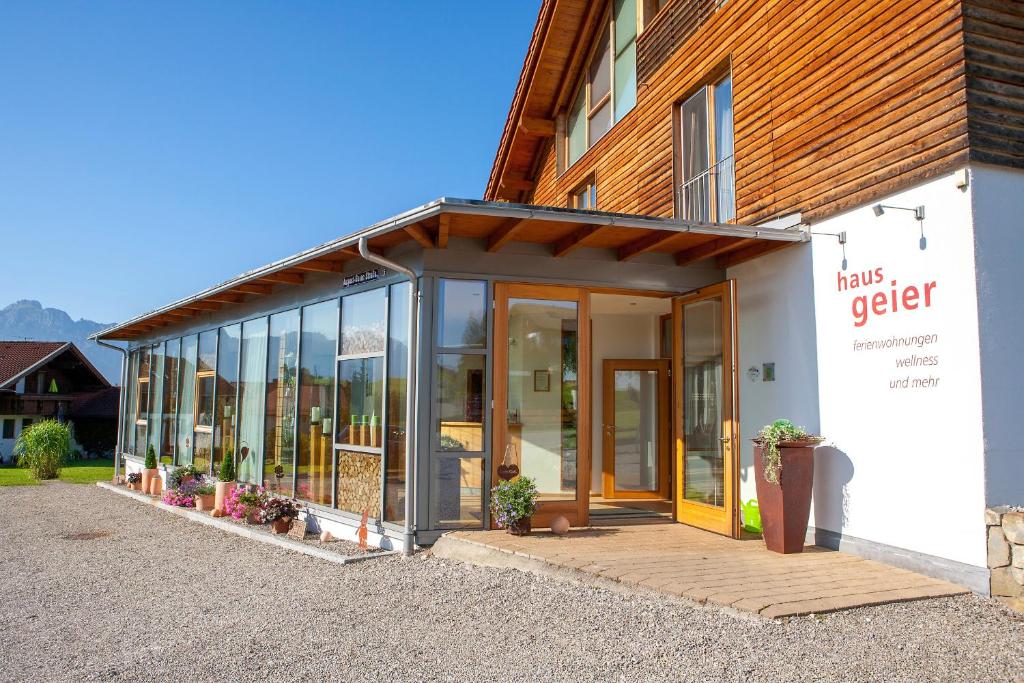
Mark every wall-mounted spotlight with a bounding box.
[811,229,848,270]
[872,204,927,250]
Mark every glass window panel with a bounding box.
[681,87,711,221]
[237,318,268,484]
[148,344,164,461]
[193,430,212,474]
[135,346,150,455]
[614,0,637,52]
[195,375,215,429]
[588,100,612,147]
[430,457,484,529]
[337,357,384,448]
[177,335,197,465]
[161,339,180,465]
[197,330,217,374]
[438,279,486,349]
[336,450,382,517]
[568,84,587,165]
[589,25,611,105]
[612,369,658,491]
[340,288,386,355]
[613,41,636,123]
[506,298,578,501]
[713,74,735,223]
[213,325,240,475]
[296,300,337,506]
[437,354,485,452]
[682,297,724,506]
[263,309,299,497]
[385,282,410,524]
[124,351,137,453]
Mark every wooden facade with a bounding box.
[487,0,1024,228]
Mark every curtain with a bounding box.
[237,319,268,484]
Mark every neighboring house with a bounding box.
[94,0,1022,602]
[0,341,119,462]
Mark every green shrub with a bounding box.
[14,420,72,480]
[144,444,157,470]
[218,449,235,482]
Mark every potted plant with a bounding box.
[264,497,301,534]
[225,485,267,524]
[167,464,203,491]
[490,476,538,535]
[126,472,143,491]
[214,450,235,514]
[142,445,159,494]
[194,481,216,512]
[752,419,824,554]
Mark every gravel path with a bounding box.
[0,483,1021,683]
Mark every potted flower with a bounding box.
[167,464,203,491]
[264,497,301,534]
[214,450,235,514]
[142,445,159,494]
[225,485,267,524]
[126,472,143,491]
[752,419,824,554]
[490,476,538,535]
[194,482,216,512]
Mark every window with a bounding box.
[237,318,268,484]
[148,344,165,460]
[22,418,33,430]
[677,72,734,223]
[263,309,299,497]
[123,350,138,453]
[296,299,337,506]
[161,339,180,465]
[213,325,241,474]
[566,0,638,166]
[570,180,598,210]
[177,335,197,465]
[193,330,217,473]
[2,419,13,439]
[134,346,151,453]
[385,282,411,524]
[438,280,486,349]
[337,288,386,450]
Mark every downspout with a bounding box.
[358,237,419,556]
[94,338,128,481]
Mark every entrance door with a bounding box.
[672,280,739,536]
[601,359,670,499]
[493,283,590,527]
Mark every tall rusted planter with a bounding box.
[753,440,820,554]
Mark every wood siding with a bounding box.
[524,0,971,225]
[964,0,1024,169]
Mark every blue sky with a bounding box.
[0,1,539,323]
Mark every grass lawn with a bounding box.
[0,458,115,487]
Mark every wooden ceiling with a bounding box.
[98,201,801,341]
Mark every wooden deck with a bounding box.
[436,522,968,619]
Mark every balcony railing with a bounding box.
[678,154,735,224]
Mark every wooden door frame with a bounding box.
[601,358,670,500]
[672,279,740,538]
[492,282,591,528]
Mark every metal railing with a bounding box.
[678,155,735,223]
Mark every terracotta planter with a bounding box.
[149,474,163,496]
[194,493,215,512]
[141,468,158,494]
[214,481,235,513]
[128,480,141,491]
[507,516,532,536]
[753,441,819,554]
[271,517,292,534]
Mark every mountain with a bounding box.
[0,300,121,384]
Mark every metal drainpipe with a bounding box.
[93,338,128,481]
[358,237,419,556]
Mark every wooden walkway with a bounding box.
[437,522,968,619]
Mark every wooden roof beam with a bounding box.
[294,259,345,274]
[518,116,555,138]
[716,240,795,269]
[437,213,450,249]
[675,237,754,267]
[486,218,527,252]
[206,293,246,304]
[500,173,536,192]
[617,230,681,261]
[404,223,435,249]
[180,301,222,312]
[233,283,274,295]
[258,271,305,286]
[553,225,605,257]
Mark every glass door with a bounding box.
[601,359,670,499]
[672,280,738,536]
[493,283,590,527]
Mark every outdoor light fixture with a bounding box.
[811,229,848,270]
[871,203,927,250]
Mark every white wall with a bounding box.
[727,244,821,512]
[968,164,1024,507]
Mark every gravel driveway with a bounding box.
[0,483,1021,683]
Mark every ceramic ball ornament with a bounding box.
[320,530,334,543]
[550,515,570,535]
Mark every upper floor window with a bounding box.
[570,179,598,210]
[567,0,638,167]
[677,72,734,223]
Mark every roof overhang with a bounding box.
[90,197,807,342]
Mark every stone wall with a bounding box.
[986,507,1024,609]
[335,450,381,519]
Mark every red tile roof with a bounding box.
[0,341,68,389]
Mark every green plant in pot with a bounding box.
[490,476,538,535]
[14,419,71,480]
[142,444,160,494]
[213,449,236,516]
[752,419,823,554]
